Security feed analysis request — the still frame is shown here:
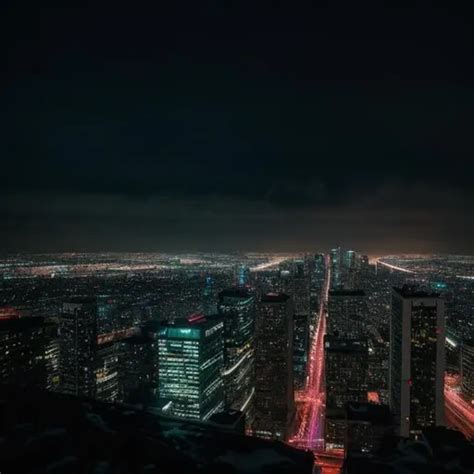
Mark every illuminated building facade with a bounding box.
[253,293,295,441]
[0,314,52,389]
[325,336,368,449]
[44,323,60,391]
[293,312,310,389]
[330,247,342,289]
[327,289,366,338]
[60,298,121,402]
[119,333,158,406]
[158,314,224,421]
[59,299,98,397]
[346,402,393,455]
[218,288,256,426]
[95,342,120,402]
[390,286,445,438]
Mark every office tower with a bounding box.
[325,336,368,449]
[253,293,295,441]
[120,333,158,406]
[60,298,122,402]
[237,265,251,286]
[293,273,311,317]
[0,311,50,388]
[327,289,366,338]
[312,253,325,291]
[203,276,217,316]
[343,250,357,288]
[346,402,393,455]
[293,312,310,389]
[44,322,61,392]
[59,299,98,397]
[330,247,342,289]
[158,313,224,421]
[460,340,474,405]
[368,339,389,405]
[218,288,256,426]
[390,286,445,438]
[97,295,120,334]
[95,342,120,402]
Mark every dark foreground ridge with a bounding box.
[0,386,314,474]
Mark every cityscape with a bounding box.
[2,2,473,473]
[1,251,473,472]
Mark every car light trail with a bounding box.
[289,255,330,451]
[445,374,474,440]
[376,258,416,274]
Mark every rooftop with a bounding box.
[393,285,440,299]
[324,335,368,353]
[218,287,254,301]
[346,402,392,425]
[329,289,365,297]
[261,293,291,303]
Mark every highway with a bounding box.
[445,374,474,440]
[290,255,330,451]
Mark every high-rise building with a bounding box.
[330,247,342,289]
[0,311,53,389]
[390,286,445,438]
[119,330,159,406]
[253,293,295,441]
[158,313,224,421]
[345,402,393,455]
[95,342,120,402]
[203,276,217,316]
[327,289,366,338]
[59,298,123,402]
[218,288,256,426]
[325,336,368,449]
[59,299,98,398]
[44,323,60,392]
[293,312,310,390]
[237,265,251,286]
[460,340,474,406]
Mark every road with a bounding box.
[445,374,474,440]
[290,255,330,451]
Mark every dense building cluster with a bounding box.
[0,251,473,472]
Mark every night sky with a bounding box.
[2,3,473,254]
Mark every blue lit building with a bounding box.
[158,314,224,421]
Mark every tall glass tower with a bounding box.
[218,288,256,427]
[158,313,224,421]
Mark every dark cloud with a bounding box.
[1,3,473,252]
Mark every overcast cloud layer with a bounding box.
[1,4,473,253]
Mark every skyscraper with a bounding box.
[218,288,256,426]
[119,328,159,406]
[59,299,97,397]
[324,336,368,449]
[330,247,342,289]
[158,313,224,421]
[293,312,310,389]
[0,311,53,389]
[59,298,123,401]
[390,286,445,438]
[253,293,295,441]
[327,289,366,338]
